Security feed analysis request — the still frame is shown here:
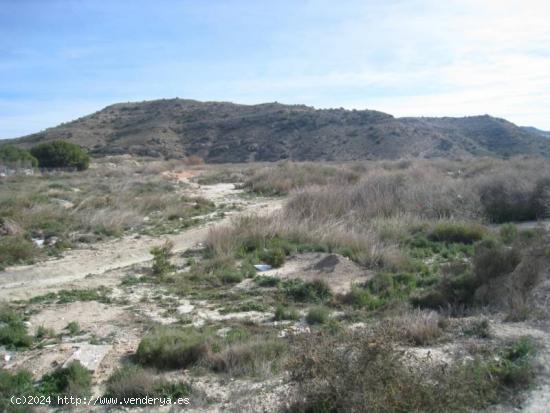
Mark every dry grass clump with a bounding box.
[206,213,393,269]
[208,338,287,377]
[105,365,158,398]
[0,235,41,269]
[185,155,204,165]
[243,161,360,195]
[251,158,550,227]
[285,164,482,222]
[106,365,192,400]
[390,309,445,345]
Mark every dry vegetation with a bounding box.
[196,157,548,410]
[1,156,549,412]
[0,156,215,268]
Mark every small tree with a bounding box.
[150,241,175,276]
[30,140,90,170]
[0,145,38,167]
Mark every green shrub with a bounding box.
[412,272,478,309]
[414,241,523,310]
[0,306,33,349]
[274,304,299,321]
[39,361,92,400]
[0,145,38,167]
[428,223,486,244]
[224,328,250,344]
[29,287,111,304]
[341,286,384,310]
[499,224,518,244]
[135,327,210,369]
[35,325,56,340]
[30,140,90,170]
[150,241,175,276]
[217,268,244,284]
[255,276,280,287]
[306,306,330,325]
[0,369,36,413]
[477,336,536,392]
[0,235,40,268]
[259,247,286,268]
[282,279,331,303]
[342,272,421,310]
[66,321,81,336]
[120,275,148,286]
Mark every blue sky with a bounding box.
[1,0,549,138]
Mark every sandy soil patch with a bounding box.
[260,252,372,294]
[162,169,201,182]
[29,301,127,335]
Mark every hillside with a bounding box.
[11,98,550,161]
[521,126,550,138]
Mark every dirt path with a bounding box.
[0,195,282,302]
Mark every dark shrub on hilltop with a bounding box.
[30,140,90,170]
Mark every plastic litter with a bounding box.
[254,264,272,272]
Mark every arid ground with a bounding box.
[1,156,549,412]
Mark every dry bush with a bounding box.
[206,225,237,259]
[83,207,142,235]
[473,241,522,285]
[207,338,287,377]
[106,365,158,398]
[478,246,549,320]
[206,213,390,268]
[390,309,444,345]
[106,365,192,401]
[243,161,360,195]
[185,155,205,166]
[472,157,550,222]
[288,329,536,413]
[285,164,482,223]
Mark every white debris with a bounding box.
[63,344,111,372]
[52,198,74,209]
[254,264,272,272]
[177,301,194,314]
[32,238,45,247]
